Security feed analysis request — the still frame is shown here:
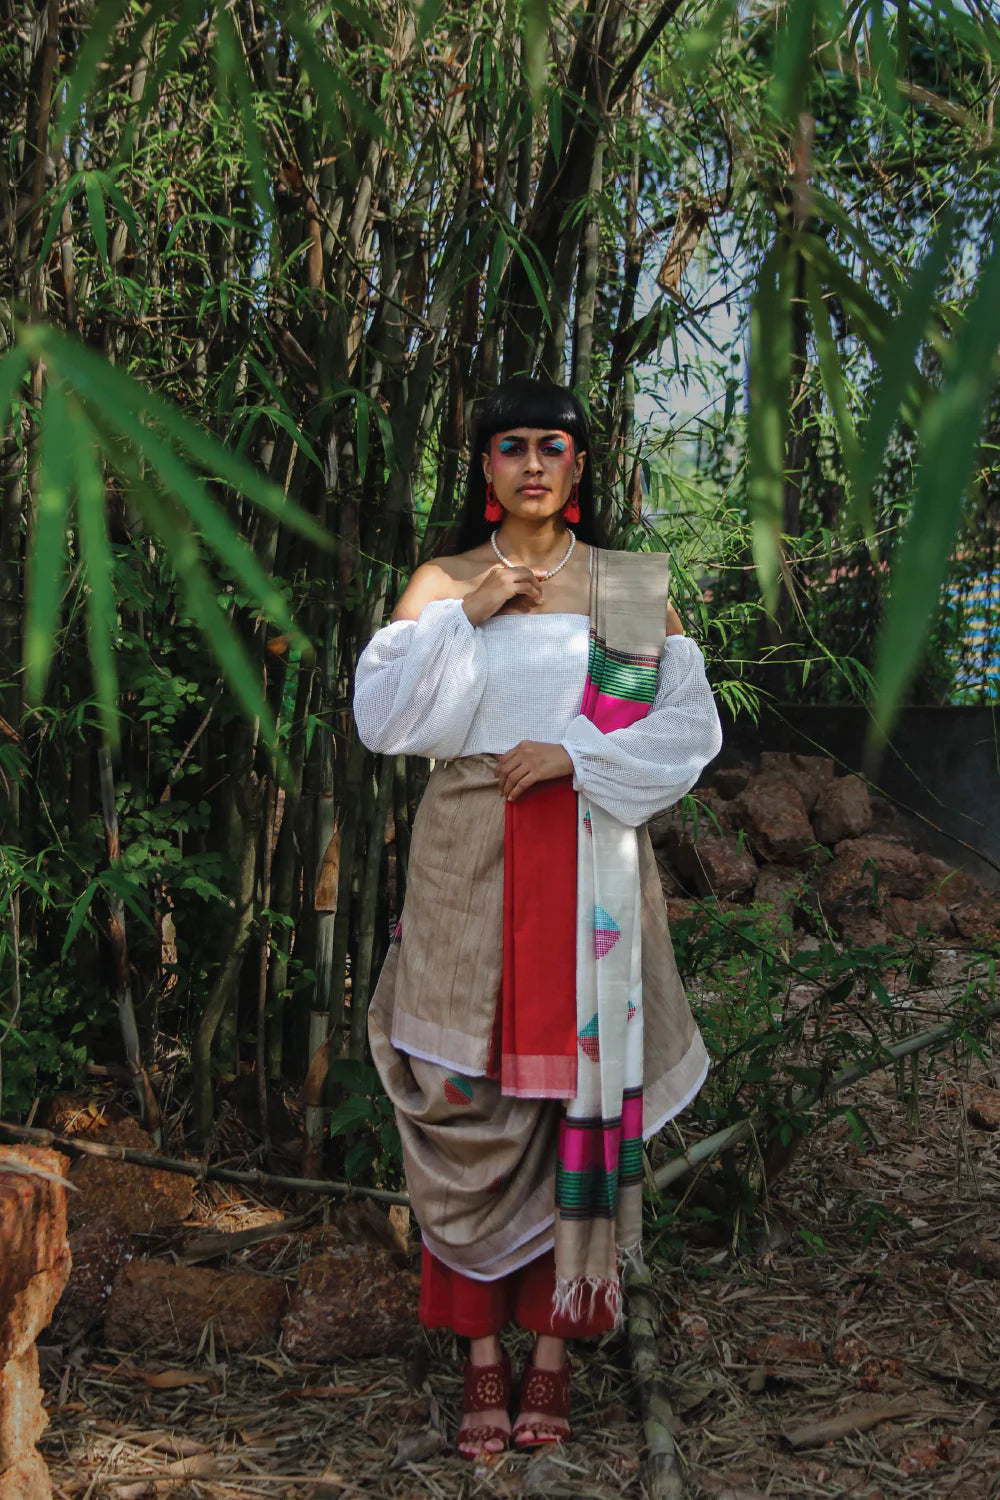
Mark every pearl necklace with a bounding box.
[490,527,576,581]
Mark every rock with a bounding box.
[753,865,807,915]
[38,1093,130,1138]
[669,829,758,901]
[966,1088,1000,1131]
[104,1262,287,1354]
[67,1118,194,1233]
[0,1146,71,1500]
[731,777,815,861]
[0,1451,50,1500]
[952,1238,1000,1279]
[812,775,872,844]
[0,1147,71,1364]
[710,766,751,800]
[837,911,890,950]
[917,856,979,907]
[656,861,685,900]
[951,897,1000,948]
[869,795,899,835]
[0,1350,46,1472]
[646,804,688,853]
[280,1248,421,1360]
[818,837,924,906]
[884,897,953,940]
[758,752,834,812]
[54,1217,138,1337]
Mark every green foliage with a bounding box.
[1,0,997,1156]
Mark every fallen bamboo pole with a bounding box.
[625,1262,685,1499]
[0,1121,409,1205]
[652,995,1000,1193]
[3,993,995,1212]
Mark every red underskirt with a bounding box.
[419,1245,616,1339]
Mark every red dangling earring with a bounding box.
[484,481,503,523]
[563,484,581,525]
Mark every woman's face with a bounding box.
[481,427,587,520]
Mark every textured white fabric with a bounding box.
[353,596,723,826]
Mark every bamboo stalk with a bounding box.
[652,995,1000,1193]
[97,746,161,1145]
[624,1263,685,1499]
[0,1120,409,1206]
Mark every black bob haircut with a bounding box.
[445,376,606,553]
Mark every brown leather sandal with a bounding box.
[456,1348,513,1459]
[512,1358,571,1449]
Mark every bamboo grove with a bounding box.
[0,0,997,1164]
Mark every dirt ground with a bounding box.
[37,961,1000,1499]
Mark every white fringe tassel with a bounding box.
[552,1242,644,1330]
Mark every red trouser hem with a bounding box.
[419,1245,616,1339]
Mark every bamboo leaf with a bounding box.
[0,347,30,419]
[84,172,109,267]
[20,324,329,547]
[804,263,864,530]
[748,238,792,612]
[37,170,84,266]
[57,0,132,127]
[852,213,956,524]
[871,230,1000,739]
[25,382,74,703]
[507,234,553,330]
[61,878,101,958]
[213,6,272,213]
[73,403,120,744]
[522,0,551,109]
[104,437,280,751]
[770,0,819,122]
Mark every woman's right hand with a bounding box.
[462,564,543,626]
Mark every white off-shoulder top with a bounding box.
[353,598,722,827]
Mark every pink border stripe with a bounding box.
[559,1119,622,1174]
[580,685,651,732]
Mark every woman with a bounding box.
[354,376,722,1458]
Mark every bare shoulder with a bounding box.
[391,550,491,622]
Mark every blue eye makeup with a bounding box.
[543,440,567,454]
[498,439,523,454]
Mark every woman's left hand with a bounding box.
[496,741,573,801]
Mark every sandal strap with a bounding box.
[462,1349,512,1415]
[517,1359,571,1420]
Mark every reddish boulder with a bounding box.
[966,1088,1000,1131]
[818,837,924,906]
[54,1216,138,1337]
[917,856,979,907]
[753,865,807,916]
[281,1249,420,1361]
[731,777,815,861]
[0,1147,71,1365]
[0,1451,50,1500]
[673,830,758,901]
[0,1146,70,1500]
[884,897,952,940]
[837,911,891,949]
[104,1262,287,1354]
[710,766,751,801]
[67,1118,193,1232]
[812,775,872,844]
[758,752,834,812]
[951,897,1000,948]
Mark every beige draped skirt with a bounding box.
[368,755,708,1281]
